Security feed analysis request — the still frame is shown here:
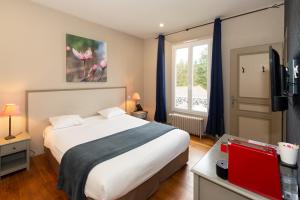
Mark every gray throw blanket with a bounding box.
[57,122,175,200]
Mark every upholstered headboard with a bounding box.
[26,87,127,155]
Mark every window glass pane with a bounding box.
[192,45,209,112]
[175,48,188,110]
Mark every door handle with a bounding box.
[231,96,237,106]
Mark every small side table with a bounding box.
[132,111,148,120]
[0,132,31,179]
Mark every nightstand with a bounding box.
[132,111,148,120]
[0,132,31,179]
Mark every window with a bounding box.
[172,39,212,115]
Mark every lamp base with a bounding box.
[135,104,143,111]
[5,135,16,140]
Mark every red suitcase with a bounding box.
[228,139,282,200]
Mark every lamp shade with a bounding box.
[1,104,20,116]
[132,92,141,101]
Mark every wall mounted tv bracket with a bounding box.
[288,59,299,95]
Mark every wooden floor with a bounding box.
[0,136,215,200]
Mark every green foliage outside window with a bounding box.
[176,47,208,89]
[193,52,208,89]
[176,61,188,86]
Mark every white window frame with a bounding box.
[171,38,212,116]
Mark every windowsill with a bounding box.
[171,109,208,117]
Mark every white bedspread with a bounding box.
[43,114,190,200]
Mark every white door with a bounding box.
[230,43,283,144]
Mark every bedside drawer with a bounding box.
[1,141,28,156]
[132,111,147,119]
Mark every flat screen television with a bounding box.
[269,46,288,111]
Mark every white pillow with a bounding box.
[98,107,125,119]
[49,115,83,130]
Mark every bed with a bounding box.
[26,87,190,200]
[44,114,189,200]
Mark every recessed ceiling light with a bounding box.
[159,23,164,28]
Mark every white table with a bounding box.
[191,134,269,200]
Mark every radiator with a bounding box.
[169,113,204,137]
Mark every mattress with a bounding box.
[43,114,190,200]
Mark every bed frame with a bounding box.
[45,147,188,200]
[26,87,127,155]
[26,87,189,200]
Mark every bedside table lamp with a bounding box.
[2,104,20,140]
[132,92,143,111]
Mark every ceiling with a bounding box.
[31,0,283,39]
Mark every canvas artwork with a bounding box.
[66,34,107,82]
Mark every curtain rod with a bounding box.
[155,3,284,39]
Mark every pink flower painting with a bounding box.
[66,34,107,82]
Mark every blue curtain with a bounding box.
[205,18,225,137]
[154,35,167,123]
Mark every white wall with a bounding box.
[143,7,284,133]
[0,0,144,137]
[0,0,285,138]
